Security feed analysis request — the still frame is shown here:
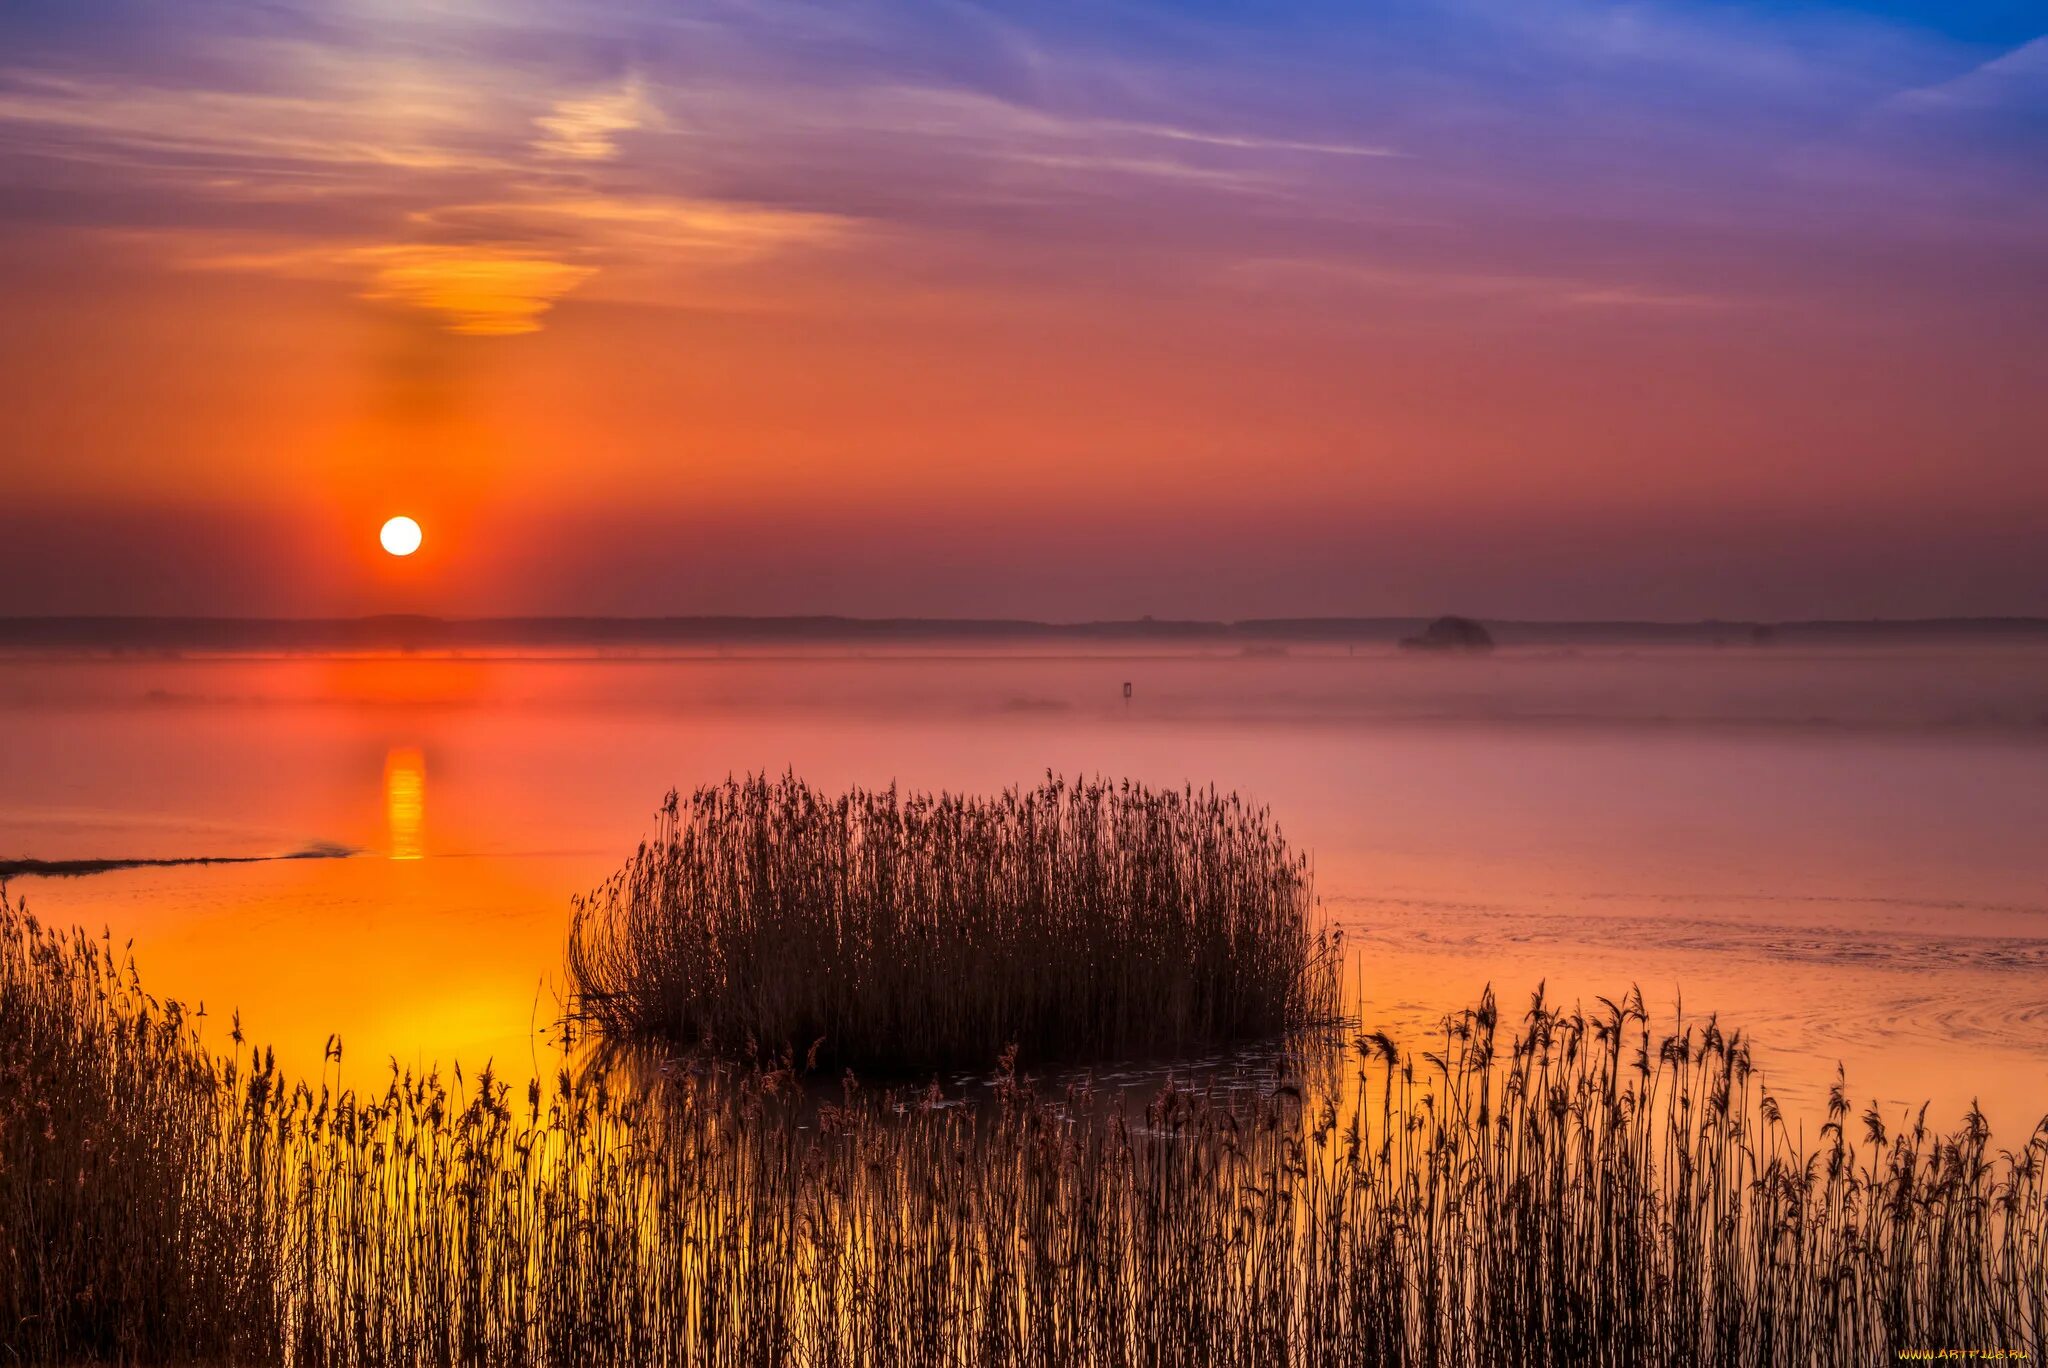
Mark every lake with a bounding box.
[3,643,2045,1134]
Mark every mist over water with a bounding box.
[2,643,2044,1132]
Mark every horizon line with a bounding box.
[3,612,2047,641]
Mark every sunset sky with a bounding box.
[1,0,2043,619]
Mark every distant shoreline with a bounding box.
[0,844,357,879]
[2,614,2045,653]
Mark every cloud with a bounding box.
[0,48,845,333]
[0,55,518,177]
[1557,285,1733,311]
[1231,256,1741,315]
[353,246,595,334]
[533,76,654,160]
[804,83,1403,190]
[413,196,849,260]
[2,0,2034,344]
[178,183,850,331]
[1889,35,2048,114]
[1100,121,1401,160]
[189,238,595,334]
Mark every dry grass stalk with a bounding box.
[568,774,1343,1072]
[5,889,2045,1365]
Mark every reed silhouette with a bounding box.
[4,888,2043,1365]
[569,774,1343,1072]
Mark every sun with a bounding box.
[379,515,423,557]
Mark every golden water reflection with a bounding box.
[5,652,2048,1134]
[384,746,426,860]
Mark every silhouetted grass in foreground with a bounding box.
[4,889,2044,1365]
[569,774,1343,1071]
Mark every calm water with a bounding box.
[3,645,2045,1133]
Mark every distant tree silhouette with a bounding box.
[1400,615,1495,651]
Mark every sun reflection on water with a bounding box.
[384,746,426,860]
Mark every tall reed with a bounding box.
[568,774,1343,1071]
[5,884,2045,1365]
[0,903,275,1363]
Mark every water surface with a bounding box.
[3,645,2044,1132]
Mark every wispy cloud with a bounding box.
[177,184,850,332]
[412,196,849,259]
[1232,256,1742,315]
[533,76,655,160]
[0,55,516,176]
[1558,285,1733,311]
[0,0,2037,344]
[1100,121,1401,160]
[805,83,1404,188]
[0,42,858,333]
[1887,34,2048,113]
[354,246,596,335]
[185,238,592,333]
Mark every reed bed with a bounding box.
[568,774,1343,1072]
[4,888,2045,1365]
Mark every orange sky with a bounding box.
[1,0,2044,618]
